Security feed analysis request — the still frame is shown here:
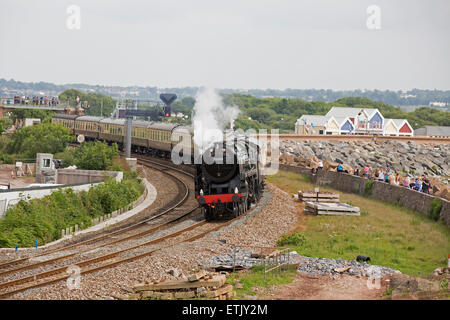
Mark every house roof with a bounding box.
[76,116,103,122]
[326,107,380,120]
[334,116,353,126]
[297,115,329,127]
[414,126,450,137]
[385,119,412,129]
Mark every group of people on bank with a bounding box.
[313,160,433,195]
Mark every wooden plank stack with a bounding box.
[129,271,235,300]
[304,201,360,216]
[298,191,339,203]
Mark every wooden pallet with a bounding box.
[298,191,339,203]
[131,272,235,300]
[304,201,360,216]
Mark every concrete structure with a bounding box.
[0,101,82,120]
[35,153,56,184]
[0,170,123,219]
[0,182,98,219]
[415,126,450,137]
[126,158,137,171]
[56,169,123,184]
[24,118,41,127]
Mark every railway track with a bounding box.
[0,209,249,299]
[0,155,258,299]
[0,157,201,298]
[0,157,195,270]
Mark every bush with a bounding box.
[277,232,308,247]
[429,198,443,222]
[0,174,143,247]
[62,141,119,170]
[363,179,374,196]
[6,123,73,158]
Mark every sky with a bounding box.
[0,0,449,90]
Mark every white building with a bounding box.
[383,119,413,136]
[295,115,340,135]
[295,107,412,136]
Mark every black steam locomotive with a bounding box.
[194,132,264,220]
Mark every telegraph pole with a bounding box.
[125,99,133,158]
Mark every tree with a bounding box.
[0,119,6,134]
[59,89,117,117]
[6,123,74,158]
[9,109,55,124]
[62,141,119,170]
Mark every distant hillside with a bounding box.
[1,78,449,107]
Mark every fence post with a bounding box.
[264,257,266,281]
[233,245,236,273]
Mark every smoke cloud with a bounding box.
[192,87,241,152]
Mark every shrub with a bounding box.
[428,198,443,222]
[0,174,143,247]
[277,232,308,247]
[62,141,119,170]
[361,210,369,216]
[363,179,374,196]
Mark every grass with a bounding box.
[266,170,450,276]
[226,265,298,299]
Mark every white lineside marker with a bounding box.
[448,253,450,268]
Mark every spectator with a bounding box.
[384,170,389,183]
[403,177,410,188]
[363,165,370,178]
[415,178,422,192]
[318,160,323,171]
[353,166,359,176]
[378,170,384,182]
[389,174,397,185]
[337,163,343,172]
[422,175,431,194]
[395,172,401,185]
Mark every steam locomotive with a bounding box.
[52,114,264,220]
[194,132,264,220]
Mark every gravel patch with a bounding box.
[208,248,400,278]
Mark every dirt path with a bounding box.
[262,274,389,300]
[0,164,34,188]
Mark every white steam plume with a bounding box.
[192,87,241,152]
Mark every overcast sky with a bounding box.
[0,0,449,90]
